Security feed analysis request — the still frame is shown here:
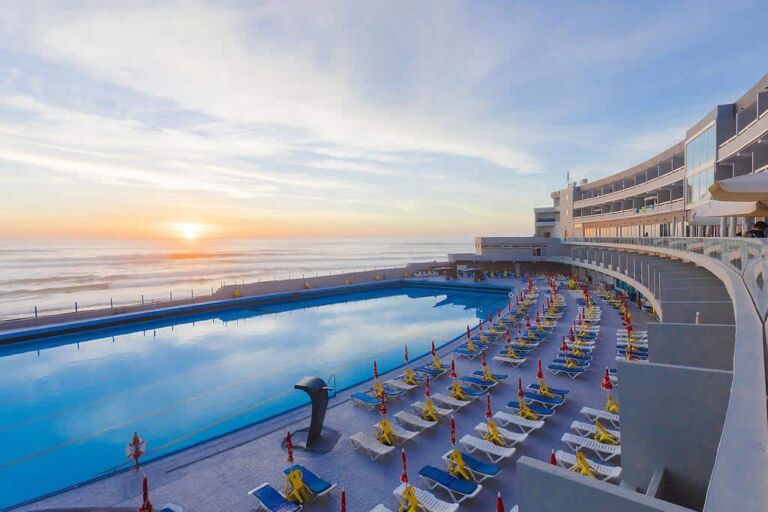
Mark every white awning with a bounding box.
[709,172,768,201]
[691,200,768,220]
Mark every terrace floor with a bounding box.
[14,277,651,512]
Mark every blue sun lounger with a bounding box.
[523,391,565,408]
[557,351,592,362]
[283,465,336,498]
[471,370,508,381]
[441,451,501,482]
[548,363,586,378]
[249,483,303,512]
[527,383,570,396]
[351,392,382,410]
[369,383,406,398]
[414,365,448,377]
[552,357,590,367]
[453,347,484,359]
[459,376,497,390]
[418,465,482,503]
[506,400,555,416]
[450,384,486,398]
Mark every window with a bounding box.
[686,125,715,172]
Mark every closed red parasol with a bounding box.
[537,358,544,380]
[450,416,457,447]
[496,492,504,512]
[424,376,431,398]
[404,345,409,366]
[550,449,557,465]
[466,325,471,339]
[285,431,294,464]
[561,336,568,352]
[341,488,347,512]
[379,392,388,416]
[450,359,457,379]
[517,377,524,400]
[481,350,487,367]
[139,476,153,512]
[601,367,613,390]
[485,394,492,419]
[400,449,409,483]
[431,340,436,357]
[373,360,379,380]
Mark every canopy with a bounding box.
[691,200,768,223]
[709,172,768,202]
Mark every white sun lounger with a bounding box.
[492,411,545,433]
[369,505,393,512]
[555,450,622,482]
[349,432,395,460]
[473,422,528,446]
[386,378,419,392]
[459,434,517,463]
[580,407,620,428]
[412,401,453,418]
[393,483,459,512]
[375,420,420,444]
[561,433,621,461]
[493,355,527,367]
[571,420,621,440]
[432,392,473,410]
[394,411,437,431]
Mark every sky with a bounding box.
[0,0,767,240]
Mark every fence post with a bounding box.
[75,302,78,313]
[34,305,38,318]
[110,298,113,309]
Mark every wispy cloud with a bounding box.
[0,0,766,238]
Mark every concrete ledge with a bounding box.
[516,457,694,511]
[648,323,735,370]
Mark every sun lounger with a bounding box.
[506,400,554,416]
[581,407,620,428]
[452,347,485,359]
[555,351,593,362]
[561,433,621,461]
[393,483,459,512]
[376,420,420,444]
[458,434,517,463]
[369,505,393,512]
[349,432,395,460]
[548,363,586,378]
[471,370,508,381]
[249,483,303,512]
[369,383,406,399]
[415,366,448,377]
[418,465,482,503]
[459,376,498,390]
[552,357,590,367]
[493,355,527,367]
[492,411,545,433]
[386,378,419,392]
[448,384,485,399]
[394,410,437,431]
[570,421,621,440]
[412,401,452,418]
[527,383,570,396]
[441,450,502,482]
[283,465,337,498]
[432,392,473,410]
[473,422,528,446]
[159,505,183,512]
[351,392,382,410]
[554,450,621,482]
[523,391,565,408]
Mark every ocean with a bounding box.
[0,238,474,321]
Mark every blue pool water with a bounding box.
[0,283,511,508]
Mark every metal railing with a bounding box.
[568,236,768,322]
[0,264,428,325]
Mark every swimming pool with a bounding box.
[0,282,512,509]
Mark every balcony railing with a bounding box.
[575,198,684,222]
[568,236,768,321]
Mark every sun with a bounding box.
[173,222,206,241]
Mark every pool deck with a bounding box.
[12,277,651,512]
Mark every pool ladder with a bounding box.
[326,373,337,398]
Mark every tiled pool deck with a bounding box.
[13,278,650,511]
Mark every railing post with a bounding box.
[141,294,144,305]
[169,291,173,302]
[75,302,78,313]
[34,306,38,318]
[110,298,113,309]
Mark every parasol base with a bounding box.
[283,427,341,455]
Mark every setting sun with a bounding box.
[173,222,206,241]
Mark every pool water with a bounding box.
[0,283,511,508]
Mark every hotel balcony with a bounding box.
[575,166,686,209]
